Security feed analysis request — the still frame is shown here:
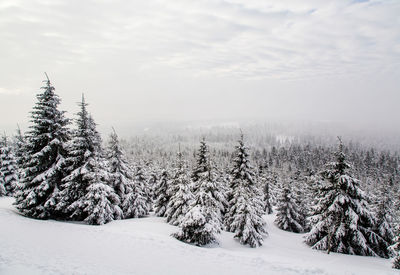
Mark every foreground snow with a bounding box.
[0,197,395,275]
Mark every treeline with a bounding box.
[0,77,400,269]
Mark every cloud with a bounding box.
[1,0,399,81]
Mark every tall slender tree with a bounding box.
[106,129,132,204]
[14,76,70,219]
[56,95,121,223]
[305,138,384,256]
[275,181,306,233]
[0,135,19,196]
[173,163,225,246]
[191,138,209,183]
[166,150,193,225]
[225,134,266,248]
[153,169,170,217]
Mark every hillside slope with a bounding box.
[0,197,395,275]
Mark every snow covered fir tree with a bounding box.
[14,76,70,219]
[56,95,122,224]
[166,150,193,226]
[106,128,137,218]
[153,169,170,217]
[0,135,19,196]
[225,134,266,248]
[275,180,307,233]
[305,138,386,257]
[173,141,226,246]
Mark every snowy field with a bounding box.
[0,197,395,275]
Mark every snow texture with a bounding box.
[0,197,395,275]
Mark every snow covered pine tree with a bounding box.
[106,128,138,219]
[14,76,70,219]
[225,134,266,247]
[153,169,170,217]
[275,181,306,233]
[0,135,19,196]
[174,141,225,246]
[305,138,385,256]
[165,150,193,226]
[56,95,122,224]
[121,165,150,219]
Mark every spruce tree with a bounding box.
[305,139,384,256]
[191,138,209,183]
[14,76,70,219]
[13,125,26,178]
[153,169,170,217]
[0,135,19,196]
[275,181,306,233]
[373,178,395,258]
[122,165,150,218]
[0,177,5,196]
[392,226,400,269]
[106,129,133,206]
[56,96,121,223]
[166,151,193,225]
[225,134,266,248]
[173,165,224,246]
[259,164,273,214]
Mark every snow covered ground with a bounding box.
[0,197,396,275]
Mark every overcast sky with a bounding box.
[0,0,399,136]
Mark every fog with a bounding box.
[0,0,399,140]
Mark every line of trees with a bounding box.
[1,77,400,268]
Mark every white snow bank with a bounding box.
[0,197,395,275]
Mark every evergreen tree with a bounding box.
[259,164,273,214]
[191,138,209,183]
[122,165,150,218]
[392,226,400,269]
[225,134,266,248]
[166,151,194,225]
[0,177,5,196]
[153,169,170,217]
[305,139,384,257]
[275,181,306,233]
[13,125,26,178]
[173,166,224,246]
[14,77,70,219]
[373,178,395,258]
[56,96,121,223]
[69,158,123,225]
[106,129,132,205]
[0,135,19,195]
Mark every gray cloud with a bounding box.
[0,0,399,136]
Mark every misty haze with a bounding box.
[0,1,399,274]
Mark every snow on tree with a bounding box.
[166,151,194,225]
[173,167,225,246]
[258,164,273,214]
[13,125,26,179]
[56,95,121,223]
[0,135,19,196]
[153,169,170,217]
[392,225,400,269]
[275,181,306,233]
[225,134,267,248]
[191,137,209,183]
[14,76,70,219]
[67,154,123,225]
[106,129,132,203]
[122,165,150,219]
[0,178,5,196]
[372,177,395,258]
[305,138,384,257]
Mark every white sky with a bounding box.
[0,0,399,136]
